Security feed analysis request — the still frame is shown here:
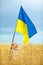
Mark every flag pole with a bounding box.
[11,31,15,44]
[11,21,18,44]
[10,22,17,50]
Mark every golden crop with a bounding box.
[0,43,43,65]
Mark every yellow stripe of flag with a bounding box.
[16,19,29,44]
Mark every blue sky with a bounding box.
[0,0,43,44]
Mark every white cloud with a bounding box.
[0,33,23,45]
[22,0,42,7]
[30,32,43,44]
[0,31,43,44]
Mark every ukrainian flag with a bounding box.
[16,6,37,44]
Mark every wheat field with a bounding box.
[0,43,43,65]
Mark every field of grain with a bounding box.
[0,43,43,65]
